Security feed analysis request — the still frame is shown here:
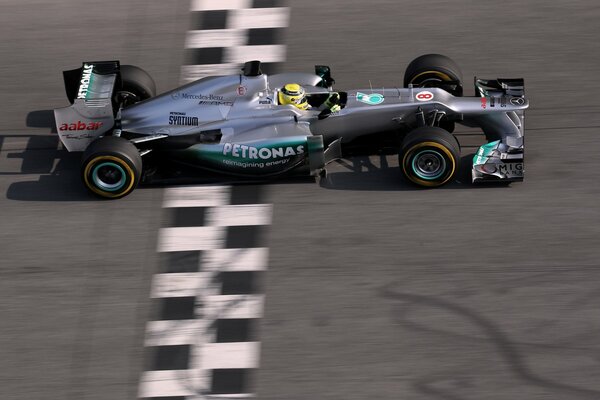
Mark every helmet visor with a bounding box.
[290,95,307,105]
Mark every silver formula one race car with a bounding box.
[54,54,528,198]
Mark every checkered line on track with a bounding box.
[181,0,290,83]
[139,185,271,399]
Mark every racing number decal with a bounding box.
[415,91,434,101]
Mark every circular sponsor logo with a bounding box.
[356,92,385,105]
[415,91,434,101]
[237,86,247,96]
[171,91,181,100]
[482,163,497,174]
[510,97,525,106]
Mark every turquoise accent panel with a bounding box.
[473,140,500,165]
[172,136,310,175]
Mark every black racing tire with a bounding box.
[81,136,142,199]
[400,126,460,187]
[404,54,463,96]
[114,65,156,107]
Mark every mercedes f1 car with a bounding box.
[53,54,528,198]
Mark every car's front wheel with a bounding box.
[81,136,142,199]
[404,54,463,97]
[400,127,460,187]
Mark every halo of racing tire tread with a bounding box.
[400,126,460,187]
[81,136,142,199]
[116,65,157,107]
[403,54,463,97]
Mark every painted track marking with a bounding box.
[182,0,290,83]
[139,185,270,399]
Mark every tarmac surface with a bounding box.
[2,1,600,399]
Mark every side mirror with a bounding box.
[315,65,335,89]
[242,60,262,77]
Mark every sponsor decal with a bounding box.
[179,137,310,174]
[498,162,523,177]
[198,94,234,106]
[63,133,98,140]
[479,162,523,177]
[222,143,305,160]
[59,121,103,131]
[170,91,233,105]
[77,64,94,99]
[510,97,525,106]
[415,91,434,102]
[356,92,384,105]
[224,160,266,168]
[501,97,507,108]
[480,97,487,109]
[168,111,198,126]
[223,158,291,169]
[200,100,234,106]
[171,91,207,100]
[490,97,495,107]
[480,163,497,174]
[237,86,247,96]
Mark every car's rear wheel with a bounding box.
[404,54,463,97]
[81,136,142,199]
[114,65,156,108]
[400,127,460,187]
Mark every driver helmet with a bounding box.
[278,83,309,110]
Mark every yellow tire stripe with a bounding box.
[409,70,452,83]
[402,141,456,187]
[83,155,136,198]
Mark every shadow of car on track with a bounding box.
[319,152,513,191]
[5,111,514,200]
[2,110,94,201]
[7,111,308,200]
[3,137,93,202]
[26,110,58,133]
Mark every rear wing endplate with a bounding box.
[63,61,120,104]
[55,61,121,151]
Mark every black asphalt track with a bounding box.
[1,1,600,399]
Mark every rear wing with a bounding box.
[55,61,120,151]
[62,61,121,104]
